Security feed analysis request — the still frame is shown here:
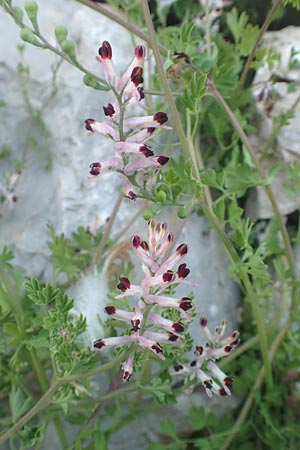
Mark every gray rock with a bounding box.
[246,26,300,219]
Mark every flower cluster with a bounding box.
[93,219,194,381]
[86,41,171,200]
[173,317,239,397]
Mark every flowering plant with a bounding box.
[1,1,300,449]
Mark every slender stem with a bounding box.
[201,201,273,387]
[208,81,296,281]
[0,381,61,446]
[90,192,123,268]
[75,0,168,56]
[141,0,190,160]
[220,320,289,450]
[240,0,282,87]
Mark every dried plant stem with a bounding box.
[240,0,282,87]
[90,192,123,268]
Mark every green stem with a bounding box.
[208,81,296,281]
[140,0,190,161]
[75,0,168,56]
[0,381,61,446]
[220,319,289,450]
[201,201,273,388]
[240,0,282,87]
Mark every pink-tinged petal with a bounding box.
[145,294,192,320]
[93,335,132,349]
[115,142,154,157]
[122,354,135,382]
[131,236,159,273]
[104,305,133,323]
[148,312,185,337]
[123,112,172,131]
[85,119,119,141]
[156,244,188,275]
[126,127,157,143]
[115,282,143,299]
[141,272,176,290]
[135,334,165,360]
[96,41,117,86]
[206,361,232,395]
[123,157,166,176]
[130,306,143,332]
[143,331,180,343]
[118,45,146,91]
[89,156,123,176]
[123,183,137,201]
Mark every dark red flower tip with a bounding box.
[131,67,143,86]
[89,162,101,176]
[123,370,131,382]
[177,263,190,279]
[93,339,105,349]
[85,118,96,132]
[179,297,192,311]
[176,243,188,256]
[153,112,168,124]
[157,156,169,166]
[204,379,212,390]
[224,377,233,388]
[219,388,229,396]
[162,271,175,283]
[152,342,163,354]
[172,321,184,332]
[141,240,149,251]
[224,345,233,353]
[98,41,112,59]
[167,233,173,242]
[131,319,140,332]
[174,364,183,372]
[200,317,208,327]
[147,127,155,134]
[231,331,239,340]
[117,277,131,292]
[105,306,116,315]
[195,345,204,355]
[132,235,141,249]
[137,86,144,100]
[103,103,115,117]
[135,45,145,59]
[168,333,178,342]
[126,190,137,201]
[190,360,197,367]
[139,144,154,157]
[230,337,240,346]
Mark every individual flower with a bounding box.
[172,317,239,397]
[93,220,194,381]
[85,41,171,200]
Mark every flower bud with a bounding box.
[156,190,167,203]
[143,208,156,221]
[24,1,38,25]
[60,39,76,60]
[83,74,103,90]
[178,207,188,219]
[20,28,40,46]
[55,25,68,44]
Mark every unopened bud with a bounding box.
[20,28,40,46]
[55,25,68,44]
[143,208,156,221]
[24,1,38,25]
[156,190,167,203]
[83,74,103,90]
[60,39,76,60]
[178,207,188,219]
